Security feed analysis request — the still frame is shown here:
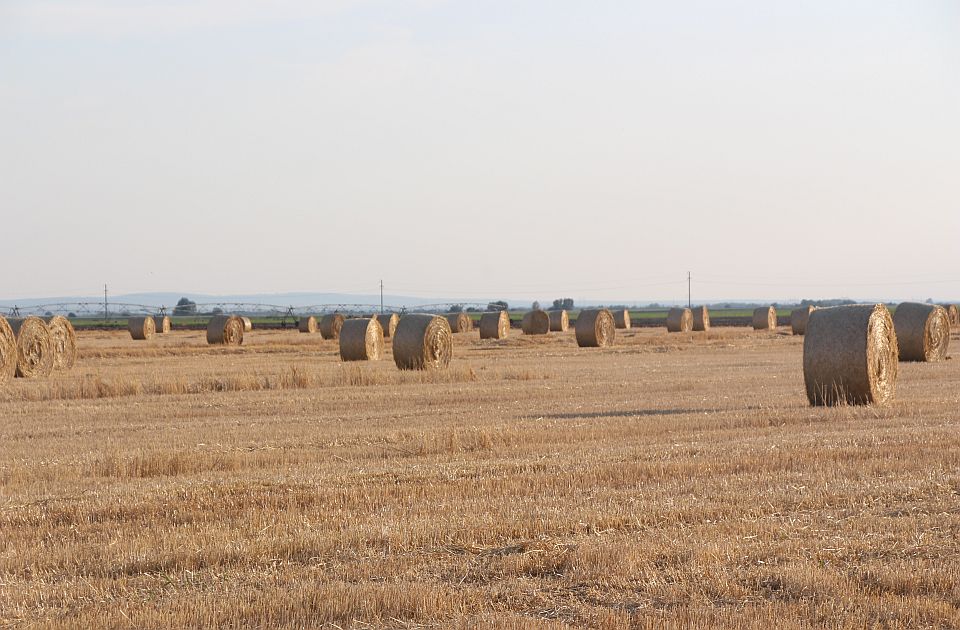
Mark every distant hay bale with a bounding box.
[9,317,54,379]
[791,306,815,336]
[479,311,510,339]
[575,308,616,347]
[893,302,950,362]
[377,313,399,338]
[393,313,452,370]
[154,315,171,334]
[613,309,631,330]
[666,308,693,333]
[946,304,959,327]
[298,316,318,334]
[319,313,345,340]
[521,310,550,335]
[207,315,244,346]
[339,317,384,362]
[692,306,710,332]
[803,304,898,406]
[128,316,156,340]
[446,312,473,333]
[241,317,253,332]
[548,310,569,332]
[0,317,17,383]
[753,306,777,330]
[46,315,77,370]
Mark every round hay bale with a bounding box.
[377,313,399,338]
[339,317,384,361]
[241,317,253,332]
[803,304,898,406]
[893,302,950,362]
[791,306,815,336]
[752,306,777,330]
[154,315,171,334]
[298,316,318,334]
[445,312,473,333]
[666,308,693,333]
[9,317,53,379]
[207,315,244,346]
[521,310,550,335]
[575,308,616,347]
[945,304,959,327]
[0,317,18,384]
[548,310,569,332]
[46,315,77,370]
[128,316,156,340]
[319,313,345,340]
[393,313,452,370]
[613,309,631,330]
[479,311,510,339]
[692,306,710,332]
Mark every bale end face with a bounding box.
[0,317,16,383]
[446,312,473,334]
[46,315,78,370]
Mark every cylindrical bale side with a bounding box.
[241,317,253,332]
[548,310,569,332]
[377,314,399,338]
[298,316,318,334]
[692,306,710,332]
[46,315,78,370]
[894,302,950,362]
[319,313,345,340]
[128,317,156,340]
[0,317,18,383]
[521,310,551,335]
[666,308,693,333]
[154,315,171,334]
[479,311,510,340]
[753,306,777,330]
[791,306,815,336]
[207,315,244,346]
[613,309,631,330]
[10,316,54,379]
[339,317,384,362]
[392,314,452,370]
[575,309,616,348]
[803,304,898,406]
[445,312,473,333]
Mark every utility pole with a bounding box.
[380,280,384,314]
[104,284,108,323]
[687,272,691,309]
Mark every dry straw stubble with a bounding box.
[46,315,77,370]
[575,308,616,347]
[753,306,777,330]
[0,316,17,383]
[613,309,631,329]
[339,317,384,362]
[128,317,156,341]
[377,313,399,338]
[894,302,950,362]
[320,313,345,340]
[803,304,897,406]
[10,316,54,379]
[207,315,244,346]
[392,313,452,370]
[548,310,569,332]
[479,311,510,340]
[666,308,693,333]
[445,312,473,333]
[298,316,318,334]
[692,306,710,332]
[521,310,550,335]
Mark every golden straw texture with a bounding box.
[128,317,156,341]
[479,311,510,340]
[376,314,399,338]
[319,314,345,340]
[445,312,473,333]
[752,306,777,330]
[339,317,384,361]
[0,316,17,383]
[298,316,318,334]
[10,317,54,379]
[46,315,77,370]
[613,309,631,330]
[692,306,710,332]
[803,304,898,406]
[894,302,950,362]
[666,308,693,333]
[207,315,244,346]
[241,317,253,332]
[575,309,615,348]
[548,310,569,332]
[392,314,452,370]
[791,306,815,336]
[944,304,959,327]
[521,310,550,335]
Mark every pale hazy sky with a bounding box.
[2,1,958,303]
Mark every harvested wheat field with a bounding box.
[2,325,960,628]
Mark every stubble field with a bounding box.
[1,325,959,628]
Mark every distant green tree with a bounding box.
[487,300,509,311]
[173,297,197,315]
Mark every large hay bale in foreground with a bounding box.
[319,313,345,340]
[548,310,569,332]
[207,315,244,346]
[893,302,950,362]
[339,317,384,362]
[945,304,959,327]
[393,314,452,370]
[576,309,616,347]
[753,306,777,330]
[613,309,631,330]
[692,306,710,332]
[298,316,318,334]
[521,310,550,335]
[154,315,171,334]
[10,317,53,379]
[446,312,473,333]
[791,306,815,336]
[377,313,399,338]
[479,311,510,339]
[241,317,253,332]
[0,317,17,383]
[803,304,898,406]
[46,315,77,370]
[666,308,693,333]
[128,316,156,340]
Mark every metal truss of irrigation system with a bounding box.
[0,302,495,319]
